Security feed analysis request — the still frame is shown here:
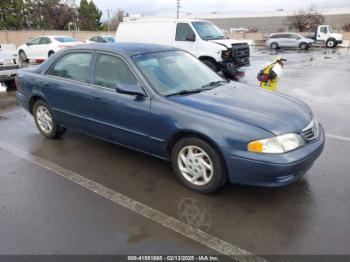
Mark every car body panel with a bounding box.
[16,43,325,187]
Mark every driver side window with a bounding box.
[94,54,140,89]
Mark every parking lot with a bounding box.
[1,47,350,260]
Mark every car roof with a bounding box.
[66,43,180,56]
[270,32,300,35]
[124,19,208,23]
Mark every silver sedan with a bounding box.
[266,33,314,50]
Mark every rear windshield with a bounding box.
[104,37,116,43]
[54,37,79,43]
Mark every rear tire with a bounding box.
[18,50,27,63]
[171,137,226,193]
[270,42,279,49]
[33,100,66,139]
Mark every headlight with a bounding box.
[248,133,305,154]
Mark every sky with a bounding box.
[91,0,350,19]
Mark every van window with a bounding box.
[176,23,195,41]
[94,54,139,89]
[49,52,92,83]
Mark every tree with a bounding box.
[288,8,325,32]
[106,9,124,31]
[78,0,102,30]
[0,0,23,29]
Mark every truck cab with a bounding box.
[311,25,343,48]
[116,19,250,78]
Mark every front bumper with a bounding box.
[219,59,250,75]
[223,124,325,187]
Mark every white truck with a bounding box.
[116,19,250,78]
[307,25,343,48]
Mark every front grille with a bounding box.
[302,118,319,141]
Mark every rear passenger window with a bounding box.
[94,54,139,89]
[50,53,92,83]
[176,23,194,41]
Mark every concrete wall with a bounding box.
[207,13,350,32]
[0,30,115,48]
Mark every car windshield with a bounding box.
[133,51,227,96]
[54,37,79,43]
[192,21,226,40]
[104,37,116,43]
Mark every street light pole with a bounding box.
[176,0,181,19]
[107,9,111,31]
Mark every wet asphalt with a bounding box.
[0,47,349,259]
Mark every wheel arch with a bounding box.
[199,56,217,64]
[29,95,48,114]
[166,130,228,176]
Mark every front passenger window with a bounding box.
[176,23,195,41]
[94,54,139,89]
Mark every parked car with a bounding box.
[0,44,20,90]
[266,33,314,50]
[17,36,83,63]
[306,25,343,48]
[16,43,324,193]
[86,35,116,44]
[116,19,250,78]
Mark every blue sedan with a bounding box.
[16,43,324,193]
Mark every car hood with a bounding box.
[208,39,248,48]
[331,33,343,40]
[167,83,312,135]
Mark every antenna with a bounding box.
[176,0,181,19]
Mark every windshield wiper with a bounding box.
[165,87,215,97]
[201,80,229,88]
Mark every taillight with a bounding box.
[15,76,21,91]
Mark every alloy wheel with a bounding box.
[36,105,53,134]
[177,146,214,186]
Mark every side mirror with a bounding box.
[26,42,30,46]
[115,84,146,97]
[186,31,196,42]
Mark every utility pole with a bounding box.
[107,9,111,31]
[176,0,181,19]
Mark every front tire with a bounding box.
[299,42,309,50]
[18,50,27,63]
[270,42,279,49]
[171,137,226,193]
[326,39,336,48]
[33,100,66,139]
[201,59,218,72]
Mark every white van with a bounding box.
[116,19,250,77]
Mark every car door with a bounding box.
[25,37,42,59]
[174,23,198,56]
[38,37,52,59]
[288,34,299,48]
[89,52,151,152]
[44,51,95,132]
